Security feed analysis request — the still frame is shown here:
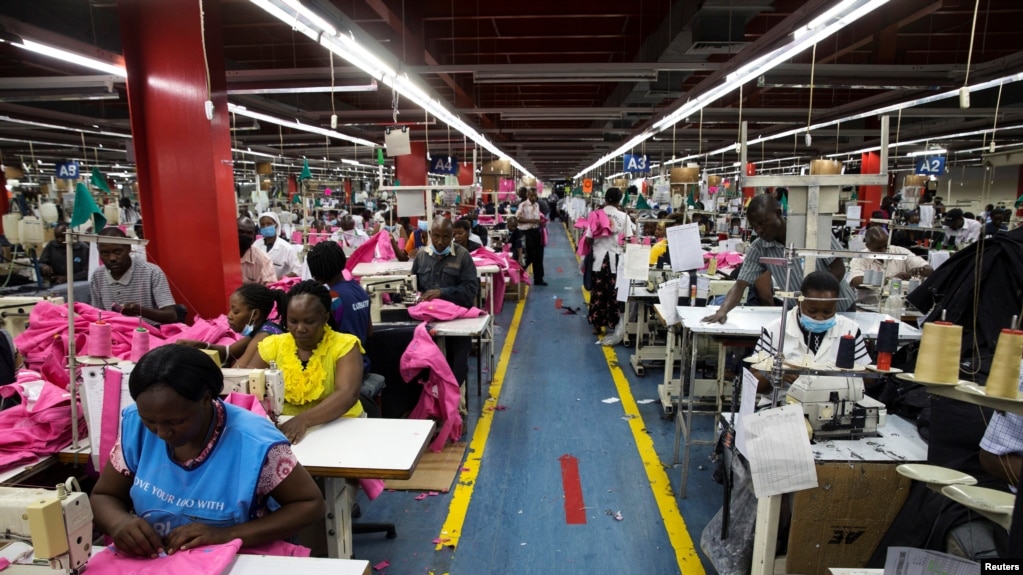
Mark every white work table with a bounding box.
[430,314,492,403]
[352,260,413,277]
[1,550,370,575]
[285,416,434,560]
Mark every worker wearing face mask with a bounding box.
[254,211,301,279]
[405,218,432,258]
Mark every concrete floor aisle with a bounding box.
[354,223,715,575]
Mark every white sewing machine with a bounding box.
[0,296,64,338]
[0,480,92,574]
[360,275,418,323]
[785,369,887,439]
[221,368,284,422]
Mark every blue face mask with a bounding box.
[799,314,836,334]
[259,225,276,238]
[435,245,451,256]
[241,323,255,337]
[418,221,429,231]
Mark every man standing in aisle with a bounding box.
[517,187,546,285]
[411,217,480,398]
[238,217,275,285]
[702,193,856,324]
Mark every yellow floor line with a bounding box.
[599,344,706,575]
[435,290,529,551]
[574,221,703,575]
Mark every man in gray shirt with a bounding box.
[411,217,480,394]
[90,227,178,325]
[703,193,855,324]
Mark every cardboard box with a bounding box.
[786,462,911,575]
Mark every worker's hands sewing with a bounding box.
[279,415,310,444]
[421,289,443,302]
[701,309,728,324]
[893,271,913,280]
[119,303,142,317]
[164,523,227,555]
[110,516,164,558]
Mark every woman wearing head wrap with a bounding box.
[254,212,301,279]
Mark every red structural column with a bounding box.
[860,152,883,218]
[742,162,756,200]
[118,0,240,319]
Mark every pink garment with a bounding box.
[576,209,613,258]
[573,217,588,230]
[540,214,548,247]
[344,231,398,272]
[14,302,240,377]
[223,392,268,418]
[0,372,88,473]
[400,323,463,452]
[307,233,330,246]
[700,251,744,271]
[407,300,484,322]
[268,276,302,292]
[99,367,122,472]
[87,540,242,575]
[240,541,310,557]
[470,249,510,314]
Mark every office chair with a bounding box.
[351,394,397,540]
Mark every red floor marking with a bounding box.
[559,454,587,524]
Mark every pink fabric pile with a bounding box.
[0,370,87,473]
[701,251,745,274]
[14,301,240,385]
[471,248,528,315]
[401,300,486,451]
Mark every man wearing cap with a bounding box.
[254,211,301,279]
[942,208,982,248]
[849,228,932,305]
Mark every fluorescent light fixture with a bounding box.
[906,148,947,157]
[231,147,278,159]
[13,38,126,77]
[249,0,534,179]
[575,0,889,178]
[474,71,658,84]
[227,103,376,148]
[0,115,131,138]
[227,81,377,95]
[824,124,1023,158]
[340,158,358,165]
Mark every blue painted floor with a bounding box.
[354,223,721,574]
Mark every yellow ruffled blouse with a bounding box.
[257,327,365,417]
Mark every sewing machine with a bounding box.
[221,368,284,421]
[785,370,887,439]
[0,297,63,337]
[361,275,418,323]
[0,480,92,574]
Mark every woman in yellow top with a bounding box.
[250,280,364,444]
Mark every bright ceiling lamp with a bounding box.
[730,71,1023,154]
[574,0,889,179]
[227,103,375,148]
[0,115,131,138]
[12,38,126,77]
[823,124,1023,158]
[250,0,534,180]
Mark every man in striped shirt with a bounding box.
[703,193,855,324]
[90,227,178,326]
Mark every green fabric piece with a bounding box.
[1015,194,1023,207]
[299,158,312,180]
[291,194,301,204]
[69,182,106,230]
[623,190,631,206]
[636,194,651,210]
[90,167,111,194]
[377,148,385,165]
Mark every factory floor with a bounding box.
[353,224,721,574]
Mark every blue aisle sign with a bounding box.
[427,155,459,175]
[55,161,80,179]
[914,155,946,176]
[623,153,650,173]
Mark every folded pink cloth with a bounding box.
[407,300,484,321]
[0,372,87,474]
[87,539,242,575]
